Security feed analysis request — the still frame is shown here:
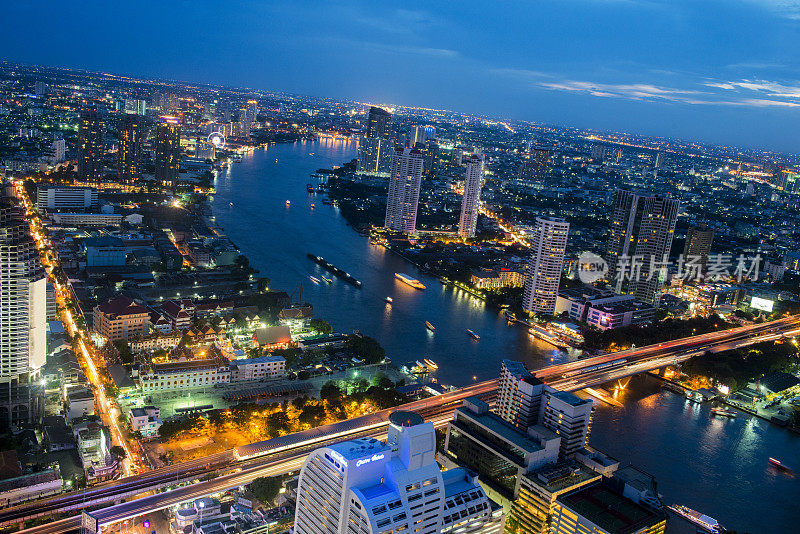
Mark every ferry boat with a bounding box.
[308,276,321,284]
[414,361,430,372]
[395,273,426,290]
[668,505,721,533]
[285,200,291,205]
[466,329,480,340]
[306,184,314,193]
[528,325,569,349]
[310,203,315,209]
[385,296,393,304]
[423,359,438,370]
[321,276,333,284]
[769,457,793,471]
[425,321,436,332]
[710,408,737,418]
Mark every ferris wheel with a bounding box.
[206,131,226,149]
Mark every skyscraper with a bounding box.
[294,411,504,534]
[458,154,485,239]
[605,190,679,305]
[0,190,46,428]
[118,114,144,183]
[517,148,550,184]
[684,222,714,267]
[590,144,607,162]
[497,360,544,430]
[365,106,391,138]
[78,109,104,183]
[123,99,147,115]
[523,217,569,315]
[385,147,424,234]
[409,125,436,147]
[358,107,393,174]
[654,151,664,169]
[155,116,181,187]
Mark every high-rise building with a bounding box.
[358,107,393,174]
[410,125,436,147]
[246,99,258,121]
[385,148,424,234]
[0,191,46,428]
[155,116,181,186]
[590,144,607,162]
[36,185,98,211]
[684,222,714,267]
[550,477,667,534]
[523,217,569,315]
[497,361,593,457]
[458,154,485,239]
[294,411,504,534]
[517,148,550,184]
[77,109,104,183]
[118,114,144,183]
[49,139,66,163]
[654,151,664,169]
[442,397,560,507]
[497,360,544,430]
[124,99,147,116]
[365,106,392,138]
[503,462,604,534]
[605,191,679,306]
[34,81,48,97]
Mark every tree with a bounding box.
[113,340,133,364]
[309,319,332,335]
[299,404,326,426]
[320,381,342,403]
[110,445,126,460]
[249,476,282,504]
[345,335,386,364]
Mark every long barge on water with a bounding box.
[307,254,362,288]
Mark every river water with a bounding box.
[211,140,799,533]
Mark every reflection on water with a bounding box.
[212,139,561,386]
[590,375,800,533]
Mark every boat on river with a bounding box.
[711,408,737,418]
[667,505,721,533]
[425,321,436,332]
[769,457,793,471]
[385,296,393,304]
[321,276,333,284]
[466,329,480,340]
[395,273,426,290]
[528,325,569,349]
[308,275,320,284]
[307,253,362,288]
[423,359,438,370]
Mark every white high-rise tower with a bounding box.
[385,147,424,234]
[458,154,485,239]
[522,217,569,315]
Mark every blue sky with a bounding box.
[4,1,800,152]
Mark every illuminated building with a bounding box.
[683,222,714,267]
[123,98,146,116]
[295,411,504,534]
[358,106,393,173]
[605,191,679,306]
[590,144,607,162]
[92,296,149,341]
[155,116,181,186]
[365,106,391,138]
[409,125,436,146]
[118,114,144,183]
[0,194,46,428]
[36,185,98,210]
[459,154,485,239]
[77,109,104,183]
[497,361,593,457]
[385,147,424,234]
[523,217,569,315]
[517,148,550,184]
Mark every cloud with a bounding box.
[537,79,707,103]
[746,0,800,20]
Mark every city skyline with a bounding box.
[4,1,800,152]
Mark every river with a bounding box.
[210,138,565,387]
[211,139,799,533]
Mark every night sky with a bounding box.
[4,1,800,151]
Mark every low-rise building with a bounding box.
[73,421,119,484]
[129,406,162,437]
[93,296,150,341]
[51,212,124,227]
[129,331,182,354]
[84,236,126,267]
[66,387,95,420]
[138,354,231,392]
[230,355,286,381]
[0,468,63,507]
[251,326,293,350]
[471,268,526,290]
[585,298,656,330]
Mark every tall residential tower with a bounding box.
[522,217,569,315]
[118,114,144,183]
[155,116,181,187]
[78,109,104,182]
[385,147,424,234]
[458,154,485,239]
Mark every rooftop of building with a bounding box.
[548,389,592,407]
[252,325,292,345]
[329,437,388,461]
[590,299,655,314]
[83,236,125,248]
[455,399,547,454]
[95,296,149,317]
[525,461,601,494]
[230,354,286,365]
[558,481,665,534]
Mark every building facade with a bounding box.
[683,222,714,268]
[78,109,104,183]
[92,296,150,341]
[118,114,144,183]
[155,116,181,186]
[295,410,503,534]
[384,148,424,234]
[523,217,570,315]
[459,154,485,239]
[36,185,98,211]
